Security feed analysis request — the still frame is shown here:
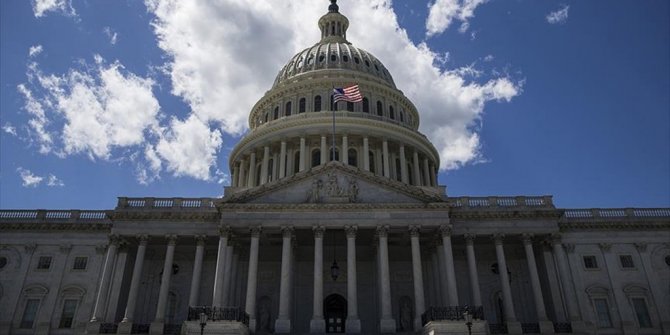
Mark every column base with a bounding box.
[248,319,256,333]
[506,321,522,334]
[539,320,554,334]
[310,318,325,333]
[149,321,164,335]
[346,318,361,333]
[274,319,291,333]
[379,318,396,333]
[414,317,423,332]
[86,320,101,334]
[117,321,133,334]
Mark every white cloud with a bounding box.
[17,82,54,154]
[31,0,76,18]
[546,5,569,24]
[17,167,43,187]
[426,0,489,37]
[28,45,43,57]
[103,27,118,45]
[144,0,520,172]
[47,174,65,187]
[2,123,17,136]
[483,54,494,62]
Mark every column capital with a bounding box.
[376,225,389,238]
[634,242,647,252]
[194,235,207,246]
[492,233,505,244]
[166,234,178,245]
[281,225,294,238]
[521,233,534,245]
[464,233,476,244]
[439,224,453,237]
[313,225,325,238]
[564,243,575,253]
[598,243,612,252]
[549,233,562,245]
[250,226,262,237]
[345,225,358,238]
[408,225,421,237]
[136,234,150,245]
[109,234,122,246]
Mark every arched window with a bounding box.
[362,97,370,113]
[399,110,404,122]
[346,101,354,112]
[285,101,292,116]
[264,112,269,123]
[312,149,321,167]
[407,163,414,185]
[348,148,357,167]
[255,164,262,186]
[376,101,383,116]
[273,106,279,120]
[369,150,376,174]
[389,106,395,119]
[395,158,402,181]
[299,98,306,113]
[294,151,301,174]
[267,158,274,182]
[329,148,340,162]
[314,95,322,112]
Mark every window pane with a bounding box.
[620,255,635,268]
[583,256,598,269]
[37,256,52,269]
[73,257,87,270]
[59,299,78,328]
[594,299,612,328]
[632,298,652,328]
[20,299,40,329]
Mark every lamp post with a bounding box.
[330,230,339,281]
[199,312,208,335]
[463,307,473,335]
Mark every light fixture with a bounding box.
[463,306,473,335]
[330,230,339,281]
[199,312,208,335]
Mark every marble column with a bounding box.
[409,226,426,331]
[464,234,482,307]
[228,248,240,307]
[492,234,521,334]
[221,242,235,306]
[299,137,306,171]
[377,225,396,333]
[429,245,443,307]
[118,235,148,333]
[521,234,553,333]
[232,165,239,187]
[188,235,206,307]
[412,151,421,186]
[399,144,408,184]
[439,224,459,306]
[245,227,262,332]
[550,234,583,330]
[342,135,349,164]
[150,235,177,334]
[320,136,327,165]
[436,239,449,305]
[345,225,361,333]
[382,140,390,178]
[238,159,247,187]
[247,152,256,187]
[89,235,120,323]
[422,158,430,187]
[279,141,287,178]
[429,163,436,186]
[310,226,326,333]
[212,227,231,307]
[363,137,370,171]
[260,146,270,185]
[276,226,294,333]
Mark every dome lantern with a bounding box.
[318,0,349,44]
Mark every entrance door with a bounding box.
[324,294,347,333]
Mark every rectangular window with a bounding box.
[632,298,652,328]
[20,299,40,329]
[583,255,598,269]
[37,256,52,270]
[619,255,635,269]
[73,256,87,270]
[58,299,78,328]
[593,298,612,328]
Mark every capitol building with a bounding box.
[1,1,669,335]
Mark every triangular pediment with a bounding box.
[223,162,444,205]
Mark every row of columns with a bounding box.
[90,228,574,334]
[231,136,438,189]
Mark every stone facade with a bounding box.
[1,1,669,335]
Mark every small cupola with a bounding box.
[318,0,350,44]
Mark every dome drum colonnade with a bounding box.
[228,1,440,191]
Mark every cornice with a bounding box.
[559,221,670,231]
[449,209,563,220]
[110,211,219,222]
[0,222,112,232]
[218,202,450,211]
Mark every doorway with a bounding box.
[324,294,347,333]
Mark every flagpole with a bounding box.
[331,85,336,163]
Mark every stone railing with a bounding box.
[563,208,670,220]
[117,197,217,210]
[421,306,484,326]
[449,196,554,209]
[0,210,110,223]
[187,306,250,326]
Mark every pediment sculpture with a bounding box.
[306,172,358,203]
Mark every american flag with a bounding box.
[332,84,362,103]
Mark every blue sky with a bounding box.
[1,0,668,210]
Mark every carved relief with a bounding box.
[306,172,359,203]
